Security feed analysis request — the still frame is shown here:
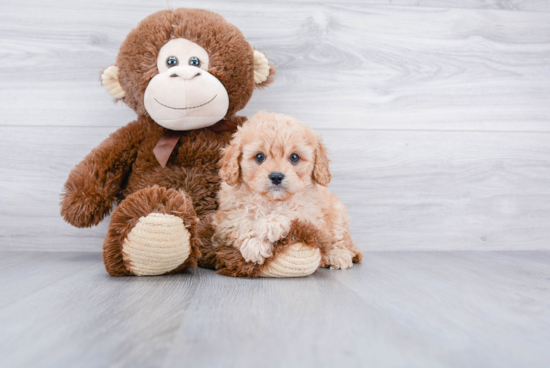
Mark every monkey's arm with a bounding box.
[60,120,144,228]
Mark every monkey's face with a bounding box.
[102,9,275,129]
[143,38,230,131]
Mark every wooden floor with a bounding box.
[0,250,549,367]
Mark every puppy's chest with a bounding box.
[249,198,324,225]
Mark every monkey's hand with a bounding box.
[60,121,144,228]
[60,163,114,228]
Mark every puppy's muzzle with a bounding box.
[269,172,285,185]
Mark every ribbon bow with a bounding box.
[153,119,238,168]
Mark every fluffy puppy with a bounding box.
[212,111,362,270]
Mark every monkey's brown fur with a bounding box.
[60,9,275,276]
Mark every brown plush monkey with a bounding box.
[60,8,278,276]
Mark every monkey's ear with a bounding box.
[101,65,125,99]
[253,50,276,89]
[219,137,242,186]
[313,138,332,187]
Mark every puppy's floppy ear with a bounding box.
[101,65,125,99]
[313,138,331,186]
[253,50,276,89]
[219,138,242,186]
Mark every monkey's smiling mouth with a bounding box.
[154,95,217,110]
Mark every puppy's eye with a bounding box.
[189,57,201,67]
[289,153,300,163]
[166,56,178,67]
[255,153,266,163]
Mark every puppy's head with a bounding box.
[219,111,331,200]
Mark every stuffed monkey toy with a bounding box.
[61,8,326,277]
[61,8,275,276]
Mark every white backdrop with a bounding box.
[1,0,549,252]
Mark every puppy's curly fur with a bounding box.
[213,111,363,270]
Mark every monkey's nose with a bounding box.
[169,66,202,80]
[269,172,285,185]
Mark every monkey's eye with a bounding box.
[255,153,266,163]
[166,56,178,67]
[189,57,201,67]
[289,153,300,163]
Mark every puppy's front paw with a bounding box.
[239,237,273,265]
[325,249,354,270]
[259,216,292,243]
[266,225,287,243]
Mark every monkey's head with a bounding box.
[101,9,274,130]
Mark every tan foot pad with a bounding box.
[259,243,321,278]
[122,213,191,276]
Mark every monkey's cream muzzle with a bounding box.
[143,65,229,131]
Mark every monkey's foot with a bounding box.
[215,220,327,278]
[121,213,192,276]
[103,186,200,276]
[259,242,321,278]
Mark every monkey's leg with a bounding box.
[258,220,328,278]
[103,186,200,276]
[215,220,327,278]
[195,213,218,270]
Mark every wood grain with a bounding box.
[0,253,202,368]
[1,126,549,252]
[1,1,549,131]
[0,3,549,251]
[0,250,548,367]
[0,251,98,308]
[222,0,550,12]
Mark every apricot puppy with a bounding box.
[213,111,362,269]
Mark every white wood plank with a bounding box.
[330,251,550,368]
[0,258,203,368]
[411,0,550,11]
[163,251,550,367]
[229,0,550,12]
[163,264,432,368]
[0,251,99,308]
[1,126,549,252]
[1,1,549,131]
[1,250,548,367]
[329,129,550,251]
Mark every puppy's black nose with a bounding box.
[269,172,285,185]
